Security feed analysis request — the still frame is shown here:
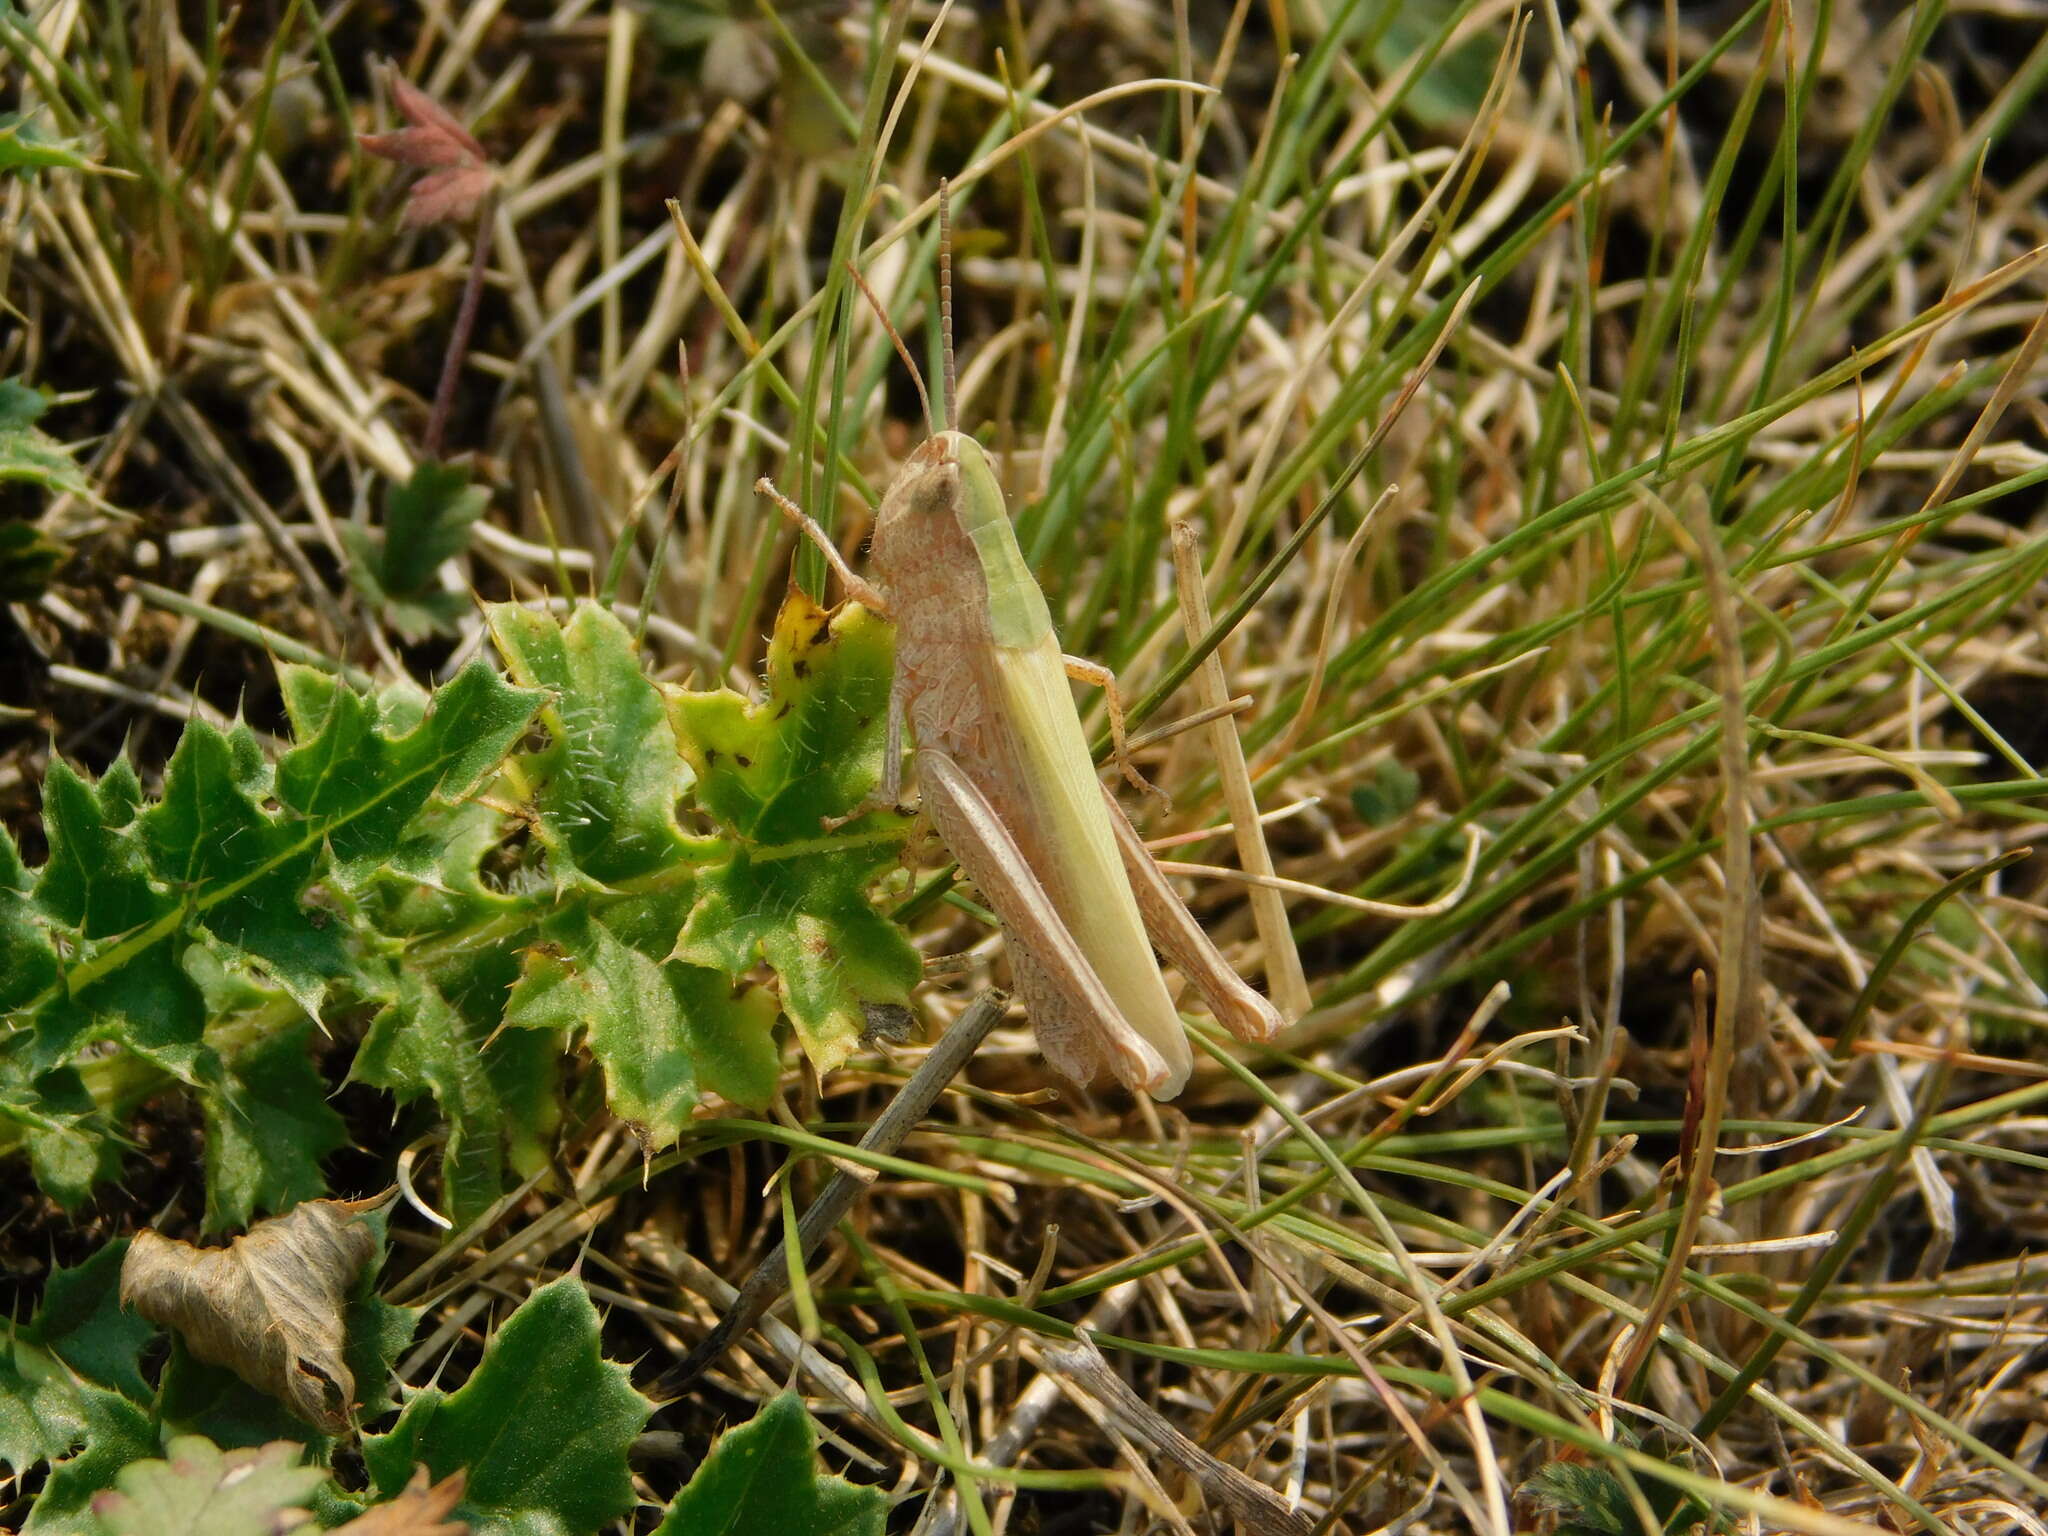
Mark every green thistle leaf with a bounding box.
[488,600,707,886]
[672,842,919,1076]
[141,722,348,1016]
[343,461,491,639]
[29,1238,154,1403]
[0,826,58,1012]
[362,1277,651,1536]
[1,1064,125,1208]
[35,758,169,942]
[0,377,98,506]
[25,760,208,1082]
[20,662,541,1086]
[274,659,543,868]
[0,1343,88,1474]
[351,971,555,1227]
[505,904,781,1135]
[23,1387,156,1534]
[653,1391,885,1536]
[198,1021,348,1232]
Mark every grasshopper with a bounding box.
[759,185,1282,1099]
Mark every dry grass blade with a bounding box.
[1170,517,1312,1023]
[1039,1332,1313,1535]
[1614,485,1761,1396]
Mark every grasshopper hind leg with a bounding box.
[916,747,1181,1097]
[1101,784,1287,1044]
[1008,948,1128,1094]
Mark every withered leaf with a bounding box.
[333,1467,470,1535]
[120,1194,391,1434]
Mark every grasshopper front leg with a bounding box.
[755,476,889,614]
[916,747,1180,1096]
[1100,784,1287,1045]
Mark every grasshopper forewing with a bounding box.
[760,189,1283,1099]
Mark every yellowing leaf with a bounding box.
[668,592,897,840]
[665,593,919,1074]
[119,1196,389,1434]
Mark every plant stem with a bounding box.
[648,987,1011,1402]
[424,189,497,460]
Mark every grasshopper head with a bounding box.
[889,431,968,522]
[874,430,1051,647]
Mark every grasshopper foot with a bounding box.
[821,793,917,832]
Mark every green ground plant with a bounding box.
[4,0,2048,1533]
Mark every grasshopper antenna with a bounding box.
[844,260,934,440]
[939,177,956,432]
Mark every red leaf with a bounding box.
[401,164,496,228]
[359,127,473,171]
[362,65,495,226]
[390,74,485,159]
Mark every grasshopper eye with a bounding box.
[906,460,960,521]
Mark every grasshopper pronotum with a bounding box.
[760,183,1283,1099]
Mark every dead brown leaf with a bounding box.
[332,1467,469,1535]
[120,1193,392,1433]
